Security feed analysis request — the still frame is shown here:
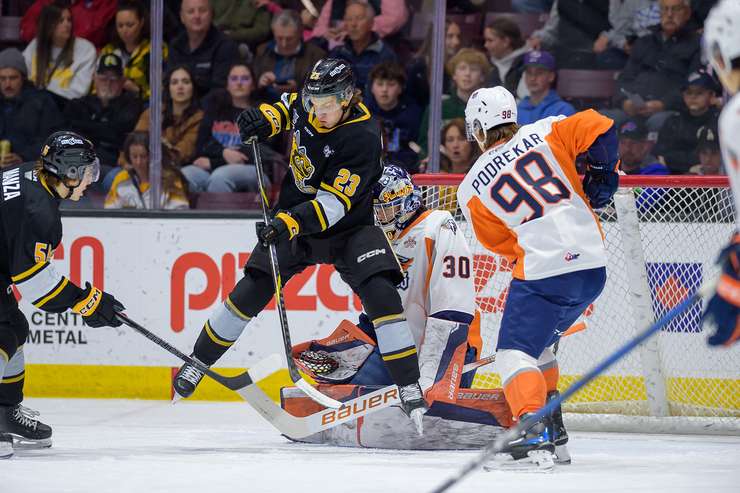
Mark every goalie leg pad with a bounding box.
[419,317,469,405]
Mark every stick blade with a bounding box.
[295,378,343,409]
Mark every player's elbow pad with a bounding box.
[586,124,619,173]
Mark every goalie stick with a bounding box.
[249,136,342,410]
[428,279,717,493]
[117,313,403,437]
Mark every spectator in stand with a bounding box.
[105,132,190,210]
[100,0,168,103]
[253,10,326,101]
[689,125,722,176]
[483,18,529,99]
[654,70,720,174]
[0,48,63,167]
[611,0,701,132]
[183,63,281,193]
[528,0,611,69]
[440,118,477,174]
[169,0,240,101]
[20,0,117,49]
[312,0,408,50]
[64,54,142,189]
[22,2,96,110]
[300,7,320,41]
[212,0,272,54]
[618,119,668,175]
[517,50,575,125]
[592,0,657,69]
[328,0,397,92]
[417,48,490,153]
[406,20,463,108]
[133,65,204,168]
[366,62,422,173]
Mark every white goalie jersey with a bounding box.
[391,209,478,348]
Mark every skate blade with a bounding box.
[554,444,571,465]
[9,435,52,449]
[484,449,555,472]
[410,408,425,436]
[0,443,13,459]
[171,391,186,404]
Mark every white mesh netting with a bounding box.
[417,175,740,434]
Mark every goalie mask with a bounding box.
[372,163,422,240]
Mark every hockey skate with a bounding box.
[484,413,555,472]
[547,391,571,465]
[0,433,12,459]
[398,382,428,436]
[0,404,52,449]
[172,357,209,401]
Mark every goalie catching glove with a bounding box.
[73,282,125,328]
[702,233,740,346]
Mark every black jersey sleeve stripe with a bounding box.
[32,277,69,308]
[319,182,351,210]
[11,261,49,283]
[310,199,329,231]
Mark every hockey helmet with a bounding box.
[464,86,517,145]
[372,162,422,239]
[703,0,740,84]
[302,58,356,113]
[40,131,100,183]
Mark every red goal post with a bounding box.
[413,173,740,434]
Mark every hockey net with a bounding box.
[414,174,740,435]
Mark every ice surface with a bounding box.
[3,398,739,493]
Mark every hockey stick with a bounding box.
[249,136,342,409]
[428,279,716,493]
[116,313,402,438]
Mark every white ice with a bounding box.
[3,398,739,493]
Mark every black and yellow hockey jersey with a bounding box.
[259,92,383,238]
[0,162,90,313]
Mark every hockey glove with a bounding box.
[256,212,300,246]
[702,234,740,347]
[236,108,273,143]
[75,282,125,328]
[582,170,618,209]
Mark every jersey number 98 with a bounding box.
[490,152,571,223]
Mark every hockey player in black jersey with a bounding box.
[0,131,126,458]
[173,58,427,427]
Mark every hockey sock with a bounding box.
[537,347,560,392]
[0,346,24,406]
[498,349,546,418]
[193,298,252,365]
[357,274,420,386]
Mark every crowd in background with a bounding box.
[0,0,728,210]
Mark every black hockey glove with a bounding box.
[256,213,299,246]
[582,170,618,209]
[237,108,272,143]
[76,282,125,328]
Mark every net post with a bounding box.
[613,189,669,417]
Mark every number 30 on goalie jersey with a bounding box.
[457,110,613,282]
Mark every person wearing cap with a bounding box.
[654,70,720,174]
[517,50,575,126]
[0,47,63,168]
[689,125,722,176]
[63,53,142,188]
[618,119,668,175]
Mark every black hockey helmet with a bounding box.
[40,131,100,183]
[301,58,356,113]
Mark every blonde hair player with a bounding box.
[700,0,740,347]
[456,86,619,469]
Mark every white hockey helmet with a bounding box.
[703,0,740,88]
[464,86,517,147]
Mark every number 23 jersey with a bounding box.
[457,110,613,281]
